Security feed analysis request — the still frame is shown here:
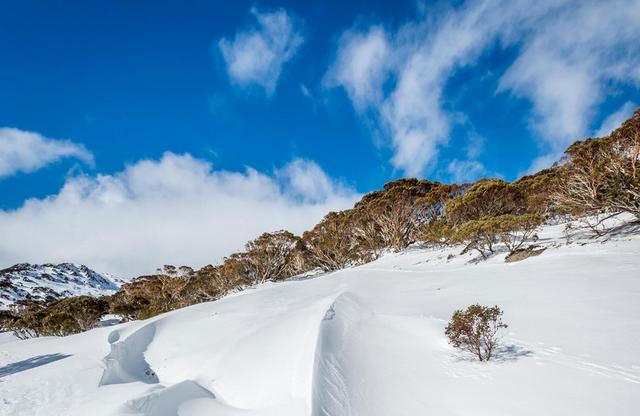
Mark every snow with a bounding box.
[1,221,639,415]
[0,263,121,309]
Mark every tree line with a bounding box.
[2,109,638,338]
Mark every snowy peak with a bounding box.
[0,262,121,309]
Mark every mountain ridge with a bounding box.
[0,262,121,309]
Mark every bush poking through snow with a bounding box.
[445,304,508,362]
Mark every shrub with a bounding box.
[0,310,19,332]
[6,305,45,339]
[445,304,507,361]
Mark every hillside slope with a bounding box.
[0,222,639,415]
[0,263,120,309]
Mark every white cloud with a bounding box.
[323,27,390,111]
[276,158,352,204]
[0,128,93,178]
[595,102,638,137]
[498,0,640,151]
[325,1,513,175]
[219,7,304,94]
[0,153,358,277]
[326,0,640,176]
[446,159,487,183]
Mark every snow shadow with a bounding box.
[0,353,71,378]
[452,344,533,363]
[99,324,159,386]
[492,344,534,362]
[125,380,216,416]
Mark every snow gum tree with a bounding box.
[514,168,562,215]
[242,230,301,283]
[302,211,362,271]
[446,179,525,226]
[451,214,542,258]
[555,109,640,226]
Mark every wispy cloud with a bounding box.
[0,128,93,178]
[0,153,358,277]
[324,26,390,111]
[326,0,640,176]
[498,0,640,153]
[219,7,304,95]
[595,101,638,137]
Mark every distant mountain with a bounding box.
[0,263,121,309]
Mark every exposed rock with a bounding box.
[505,246,546,263]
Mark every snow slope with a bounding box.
[0,263,121,309]
[1,222,639,415]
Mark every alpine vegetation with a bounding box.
[445,304,508,362]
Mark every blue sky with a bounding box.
[1,0,639,276]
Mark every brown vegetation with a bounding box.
[5,296,109,339]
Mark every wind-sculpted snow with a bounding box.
[311,295,356,416]
[124,380,215,416]
[311,293,372,416]
[0,221,639,415]
[100,325,159,386]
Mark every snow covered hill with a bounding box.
[0,263,121,309]
[0,222,639,415]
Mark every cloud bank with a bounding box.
[326,0,640,176]
[0,153,358,277]
[219,7,304,94]
[0,128,93,178]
